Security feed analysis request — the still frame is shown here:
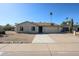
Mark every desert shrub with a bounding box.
[0,30,5,34]
[3,24,15,31]
[0,25,5,34]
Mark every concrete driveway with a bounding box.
[32,34,55,43]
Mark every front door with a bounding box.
[38,26,43,33]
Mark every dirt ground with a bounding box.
[49,33,79,43]
[0,32,79,55]
[0,31,79,43]
[0,31,35,43]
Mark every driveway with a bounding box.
[32,34,55,43]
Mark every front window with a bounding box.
[20,26,23,31]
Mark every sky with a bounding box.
[0,3,79,25]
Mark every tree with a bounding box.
[50,12,53,24]
[4,24,15,31]
[50,12,52,15]
[61,21,68,26]
[0,25,5,34]
[61,20,71,26]
[61,17,74,33]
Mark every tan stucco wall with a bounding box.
[15,23,38,33]
[15,23,62,33]
[43,26,62,33]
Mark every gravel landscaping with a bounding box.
[49,33,79,43]
[0,31,35,43]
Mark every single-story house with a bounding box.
[15,21,62,33]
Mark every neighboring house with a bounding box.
[61,23,79,32]
[15,21,62,33]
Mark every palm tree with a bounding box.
[50,12,53,24]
